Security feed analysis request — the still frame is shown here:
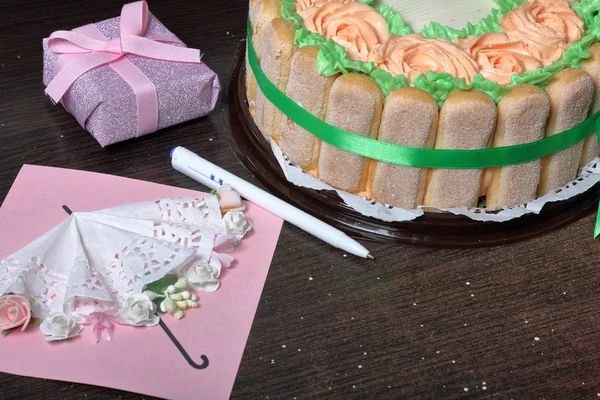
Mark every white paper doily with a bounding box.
[271,139,600,223]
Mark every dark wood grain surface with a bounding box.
[1,0,599,399]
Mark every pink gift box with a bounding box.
[42,1,219,147]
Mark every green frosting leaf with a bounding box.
[316,40,375,76]
[470,74,510,103]
[510,62,566,86]
[281,0,304,30]
[368,69,409,96]
[411,73,461,106]
[420,6,505,39]
[281,0,304,29]
[572,0,600,27]
[378,5,414,36]
[463,9,504,36]
[357,0,375,5]
[420,22,464,41]
[562,35,596,68]
[295,27,327,47]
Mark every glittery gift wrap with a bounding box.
[43,14,220,147]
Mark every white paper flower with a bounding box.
[122,294,159,327]
[185,259,220,292]
[40,313,83,341]
[160,294,177,314]
[217,184,246,212]
[223,211,253,239]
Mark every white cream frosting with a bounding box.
[378,0,495,32]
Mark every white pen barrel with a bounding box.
[171,147,369,257]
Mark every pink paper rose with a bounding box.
[0,294,32,332]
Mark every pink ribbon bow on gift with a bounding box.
[45,0,201,137]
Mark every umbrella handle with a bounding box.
[62,205,209,370]
[158,317,210,370]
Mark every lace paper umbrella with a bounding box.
[0,196,239,369]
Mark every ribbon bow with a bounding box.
[45,0,201,137]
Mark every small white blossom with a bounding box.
[222,211,252,239]
[185,259,220,292]
[40,314,83,341]
[122,294,159,327]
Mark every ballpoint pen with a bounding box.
[171,146,374,259]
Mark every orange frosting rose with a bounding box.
[372,34,479,84]
[459,32,542,85]
[500,0,585,66]
[301,2,388,62]
[295,0,354,19]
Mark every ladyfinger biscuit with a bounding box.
[423,90,497,208]
[538,68,594,195]
[580,43,600,168]
[254,18,296,140]
[371,87,438,208]
[247,0,282,115]
[251,0,282,57]
[486,85,549,208]
[318,74,383,193]
[280,46,338,170]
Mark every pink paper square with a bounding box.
[0,165,283,399]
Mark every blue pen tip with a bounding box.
[169,147,178,159]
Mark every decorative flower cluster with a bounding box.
[0,188,253,343]
[143,277,199,320]
[296,0,584,85]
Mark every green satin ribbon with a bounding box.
[246,23,600,237]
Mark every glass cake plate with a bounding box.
[221,41,600,248]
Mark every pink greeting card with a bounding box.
[0,165,283,399]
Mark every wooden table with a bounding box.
[1,0,599,398]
